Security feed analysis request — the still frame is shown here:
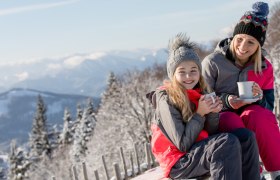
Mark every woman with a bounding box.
[202,2,280,180]
[148,33,260,180]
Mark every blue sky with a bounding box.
[0,0,278,63]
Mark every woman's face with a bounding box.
[233,34,259,62]
[175,61,200,90]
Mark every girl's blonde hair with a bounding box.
[230,35,262,74]
[164,67,210,123]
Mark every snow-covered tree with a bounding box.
[265,2,280,98]
[47,124,60,151]
[59,108,74,145]
[118,64,166,143]
[87,63,166,177]
[8,141,31,180]
[101,71,118,101]
[0,167,5,180]
[71,99,97,162]
[82,98,96,141]
[71,104,83,135]
[29,95,51,159]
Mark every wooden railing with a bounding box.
[51,143,157,180]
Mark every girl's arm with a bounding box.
[157,90,205,152]
[204,113,219,135]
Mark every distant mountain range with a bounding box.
[0,48,167,97]
[0,88,99,153]
[0,48,167,153]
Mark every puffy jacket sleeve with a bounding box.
[256,60,275,111]
[156,90,205,152]
[204,112,219,135]
[202,54,233,111]
[202,55,217,90]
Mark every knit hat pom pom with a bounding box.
[168,33,196,52]
[252,2,269,16]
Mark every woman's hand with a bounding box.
[253,82,263,100]
[228,95,252,109]
[210,96,223,113]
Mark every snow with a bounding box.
[130,167,168,180]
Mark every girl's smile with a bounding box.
[175,61,200,89]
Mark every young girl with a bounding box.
[148,34,260,180]
[202,2,280,179]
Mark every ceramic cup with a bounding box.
[205,92,216,103]
[237,81,254,99]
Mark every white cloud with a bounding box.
[0,0,79,16]
[140,56,146,61]
[48,63,62,70]
[87,52,106,60]
[64,56,84,67]
[15,72,29,81]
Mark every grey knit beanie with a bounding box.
[167,33,201,80]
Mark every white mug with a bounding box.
[237,81,254,99]
[205,92,216,103]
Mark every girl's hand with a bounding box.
[196,95,213,117]
[228,95,251,109]
[252,82,263,100]
[210,96,223,113]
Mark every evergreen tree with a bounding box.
[82,98,96,142]
[59,108,74,145]
[71,99,96,162]
[101,71,118,102]
[29,95,51,159]
[8,141,31,180]
[47,124,60,151]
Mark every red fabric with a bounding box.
[186,88,209,142]
[186,88,202,109]
[151,124,186,177]
[151,87,209,177]
[247,59,274,89]
[219,105,280,171]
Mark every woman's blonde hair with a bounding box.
[164,67,210,123]
[230,35,262,74]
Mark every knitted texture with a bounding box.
[233,2,269,46]
[167,33,200,79]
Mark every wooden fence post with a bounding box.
[102,155,110,180]
[130,152,135,177]
[147,143,155,167]
[119,147,128,179]
[113,163,122,180]
[145,143,151,170]
[82,161,88,180]
[134,143,141,174]
[94,170,99,180]
[72,165,79,180]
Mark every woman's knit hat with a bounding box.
[167,33,201,80]
[233,2,269,46]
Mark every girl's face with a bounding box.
[233,34,259,62]
[175,61,200,90]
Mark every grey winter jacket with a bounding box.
[151,89,219,152]
[202,38,274,111]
